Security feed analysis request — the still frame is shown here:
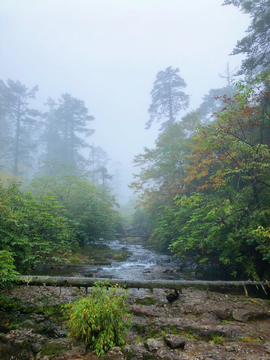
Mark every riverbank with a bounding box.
[0,284,270,359]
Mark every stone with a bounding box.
[122,342,152,360]
[156,349,179,360]
[213,308,232,320]
[232,308,268,323]
[145,338,164,352]
[264,341,270,354]
[100,346,124,360]
[163,334,186,349]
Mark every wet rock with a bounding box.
[225,345,235,352]
[144,337,164,352]
[122,341,152,359]
[213,308,232,320]
[264,341,270,354]
[163,269,173,274]
[0,329,47,360]
[232,308,269,322]
[166,290,180,303]
[156,349,179,360]
[100,346,124,359]
[130,304,166,317]
[164,334,186,349]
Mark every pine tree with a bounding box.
[55,93,94,165]
[223,0,270,74]
[40,97,63,163]
[146,67,189,131]
[0,79,39,176]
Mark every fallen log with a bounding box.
[16,276,269,295]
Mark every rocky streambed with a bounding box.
[0,283,270,360]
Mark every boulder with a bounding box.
[213,308,232,320]
[163,334,186,349]
[232,308,269,323]
[122,342,152,360]
[156,349,179,360]
[145,338,164,352]
[100,346,124,360]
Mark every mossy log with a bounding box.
[16,276,269,295]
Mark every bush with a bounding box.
[0,250,18,289]
[62,281,131,356]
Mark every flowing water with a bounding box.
[33,238,195,281]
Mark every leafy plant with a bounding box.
[62,281,131,356]
[0,250,18,289]
[210,334,226,345]
[0,182,75,273]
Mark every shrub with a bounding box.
[62,281,131,356]
[0,250,18,289]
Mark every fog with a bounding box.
[0,0,250,203]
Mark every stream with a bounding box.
[32,238,195,281]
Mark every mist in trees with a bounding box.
[130,1,270,280]
[146,66,190,131]
[1,0,270,282]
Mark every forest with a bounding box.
[1,0,270,287]
[130,0,270,281]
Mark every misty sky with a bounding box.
[0,0,250,201]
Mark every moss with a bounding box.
[239,336,263,343]
[40,342,71,357]
[220,314,233,323]
[178,328,199,341]
[170,326,179,335]
[35,304,62,317]
[147,327,164,339]
[132,323,147,335]
[144,355,155,360]
[0,294,34,315]
[135,297,156,306]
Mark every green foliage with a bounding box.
[29,161,124,248]
[62,281,131,356]
[0,250,18,289]
[223,0,270,75]
[131,72,270,279]
[210,334,226,345]
[0,182,75,273]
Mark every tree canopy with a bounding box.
[146,67,189,131]
[131,72,270,279]
[223,0,270,74]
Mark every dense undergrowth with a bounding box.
[0,165,124,288]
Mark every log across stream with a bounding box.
[16,275,270,296]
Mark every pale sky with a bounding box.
[0,0,250,202]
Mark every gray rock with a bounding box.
[232,308,268,322]
[156,349,179,360]
[145,337,164,352]
[264,341,270,354]
[101,346,124,360]
[213,308,232,320]
[122,342,152,360]
[164,334,186,349]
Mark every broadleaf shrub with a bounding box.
[0,250,19,289]
[62,281,131,356]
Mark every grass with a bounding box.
[239,336,263,343]
[210,334,226,345]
